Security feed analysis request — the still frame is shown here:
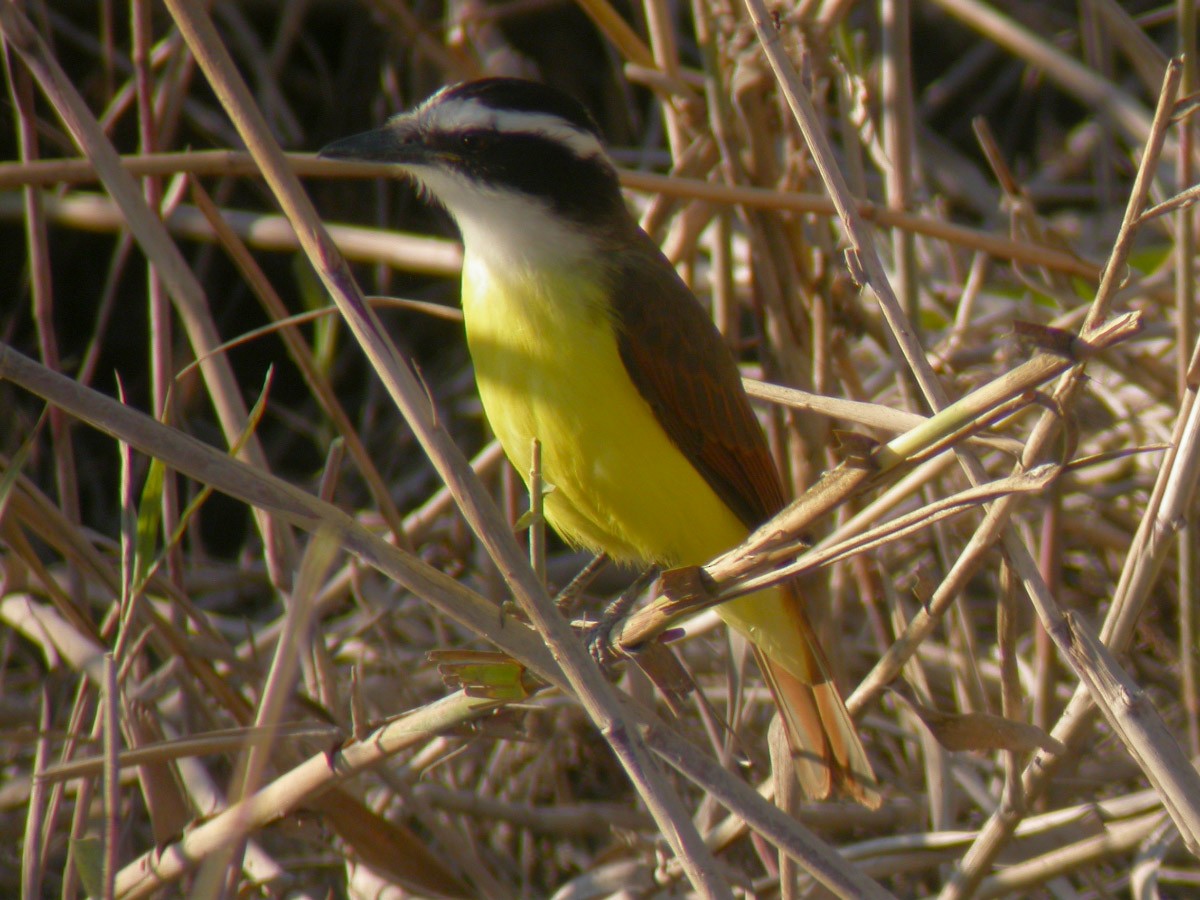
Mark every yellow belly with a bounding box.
[461,256,807,674]
[461,257,747,567]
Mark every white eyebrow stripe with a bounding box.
[420,96,607,161]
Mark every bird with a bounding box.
[321,77,878,806]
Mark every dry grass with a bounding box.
[1,0,1198,897]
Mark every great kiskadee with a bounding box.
[321,78,877,806]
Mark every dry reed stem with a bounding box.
[0,152,1101,277]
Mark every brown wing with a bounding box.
[609,232,881,807]
[609,229,785,528]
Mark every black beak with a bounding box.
[318,117,427,165]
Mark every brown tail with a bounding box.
[756,586,880,808]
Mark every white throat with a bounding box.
[409,166,594,273]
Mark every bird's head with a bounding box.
[320,78,630,267]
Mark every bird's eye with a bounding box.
[457,132,487,152]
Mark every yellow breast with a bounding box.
[461,254,824,682]
[460,255,748,568]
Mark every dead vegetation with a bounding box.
[1,0,1199,897]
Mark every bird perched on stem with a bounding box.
[321,78,878,806]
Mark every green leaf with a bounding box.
[70,836,105,898]
[293,255,338,376]
[132,456,166,588]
